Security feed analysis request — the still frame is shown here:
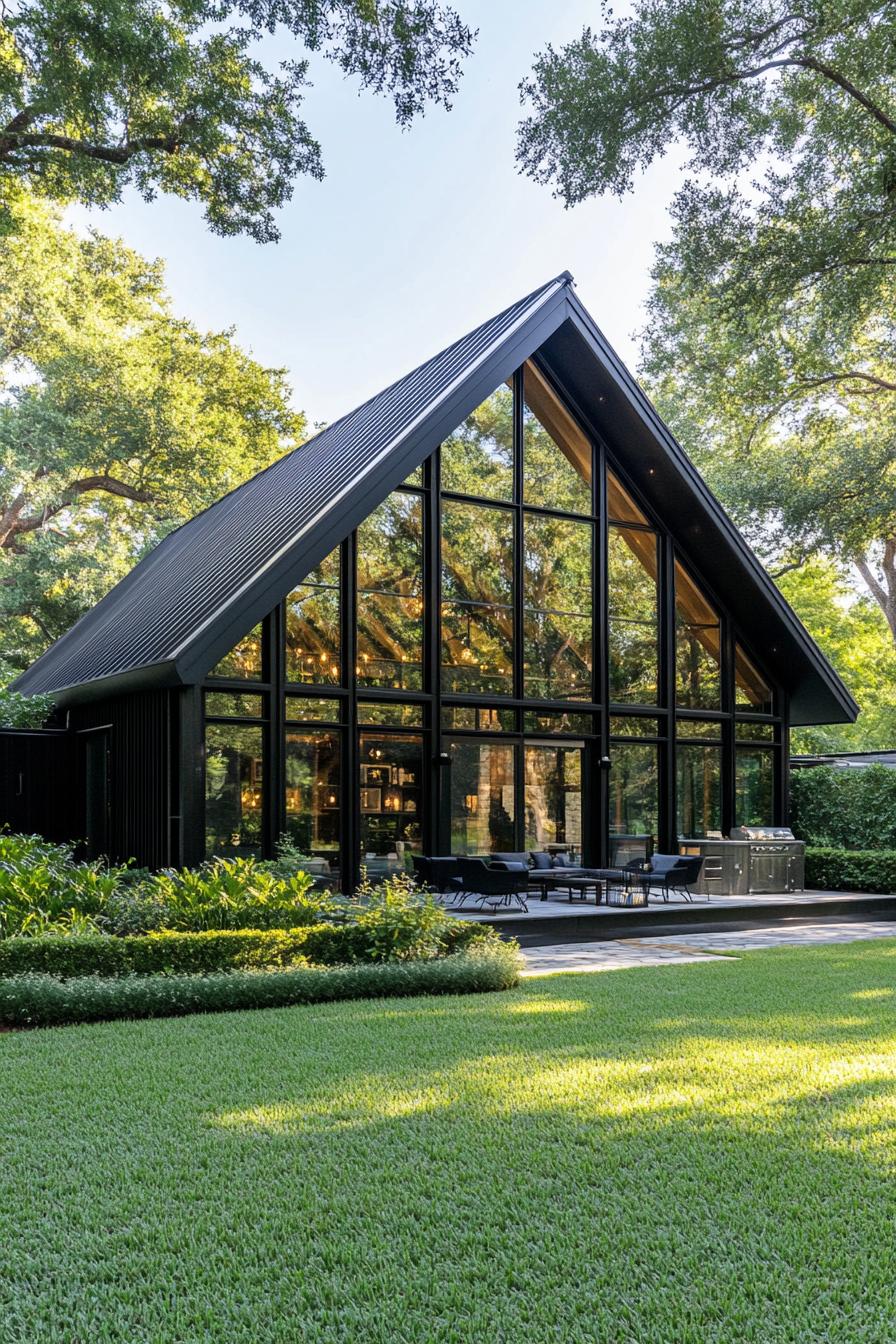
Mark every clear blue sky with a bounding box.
[73,0,684,426]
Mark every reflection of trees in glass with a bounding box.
[524,745,582,855]
[205,723,263,856]
[441,385,513,500]
[608,526,659,703]
[610,742,658,845]
[735,748,774,825]
[524,514,592,699]
[448,739,516,854]
[676,744,722,837]
[285,548,340,685]
[522,361,592,513]
[441,500,514,694]
[735,644,773,714]
[357,493,423,689]
[211,624,263,679]
[284,731,340,875]
[675,562,721,710]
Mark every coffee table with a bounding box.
[530,874,603,905]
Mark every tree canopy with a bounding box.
[0,0,474,241]
[0,195,304,673]
[517,2,896,689]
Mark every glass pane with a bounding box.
[403,465,424,487]
[522,361,591,513]
[524,744,582,861]
[205,723,264,857]
[523,710,593,735]
[609,716,659,738]
[204,692,264,718]
[448,739,516,855]
[608,526,659,703]
[676,744,722,838]
[285,696,341,722]
[285,549,340,685]
[441,383,514,501]
[211,624,263,680]
[735,748,775,826]
[357,493,423,690]
[607,470,648,524]
[284,730,341,884]
[441,501,514,695]
[441,704,517,732]
[524,514,592,700]
[609,742,658,864]
[735,719,775,742]
[676,718,724,740]
[357,701,423,726]
[675,562,721,710]
[359,732,423,875]
[735,644,773,714]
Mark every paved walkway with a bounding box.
[521,919,896,976]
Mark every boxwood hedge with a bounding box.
[805,847,896,895]
[0,943,522,1028]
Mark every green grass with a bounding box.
[3,943,896,1343]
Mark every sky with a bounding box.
[72,0,685,427]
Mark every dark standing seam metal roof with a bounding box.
[14,273,858,727]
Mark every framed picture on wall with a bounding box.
[361,765,390,787]
[360,787,382,813]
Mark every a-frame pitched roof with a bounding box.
[14,274,858,727]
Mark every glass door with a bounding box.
[523,741,583,863]
[358,731,424,880]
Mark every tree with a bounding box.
[517,2,896,659]
[0,195,304,670]
[0,0,474,241]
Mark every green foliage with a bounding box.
[0,2,474,241]
[0,833,123,937]
[0,686,53,727]
[0,920,494,978]
[350,870,454,960]
[518,2,896,671]
[139,858,323,932]
[791,764,896,849]
[0,943,521,1027]
[0,198,304,670]
[805,847,896,893]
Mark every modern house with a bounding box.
[11,275,858,883]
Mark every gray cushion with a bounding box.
[552,852,573,868]
[529,851,553,870]
[492,852,531,868]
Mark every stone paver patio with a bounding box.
[521,919,896,976]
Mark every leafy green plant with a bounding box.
[0,834,122,937]
[0,689,55,728]
[791,766,896,850]
[0,943,522,1028]
[349,870,454,961]
[805,848,896,895]
[140,858,327,932]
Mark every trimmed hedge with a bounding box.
[0,919,489,979]
[0,944,523,1028]
[791,765,896,850]
[805,847,896,895]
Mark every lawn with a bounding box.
[3,944,896,1343]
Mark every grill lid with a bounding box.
[730,826,797,840]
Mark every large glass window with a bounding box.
[285,549,340,685]
[210,624,263,680]
[359,732,423,875]
[735,644,774,715]
[676,744,722,838]
[441,500,514,695]
[448,739,516,855]
[205,723,264,857]
[284,730,340,883]
[522,361,592,514]
[608,526,659,704]
[735,748,775,826]
[609,741,659,864]
[524,744,583,860]
[356,492,423,689]
[524,514,592,700]
[675,562,722,710]
[440,384,514,501]
[607,470,649,525]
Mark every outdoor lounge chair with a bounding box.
[637,854,705,902]
[455,858,529,913]
[411,855,462,903]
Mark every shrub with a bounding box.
[0,943,523,1028]
[805,847,896,895]
[138,858,326,932]
[0,921,500,979]
[0,834,123,937]
[791,765,896,850]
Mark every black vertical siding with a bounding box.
[0,730,81,843]
[71,690,173,868]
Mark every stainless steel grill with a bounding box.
[680,827,805,895]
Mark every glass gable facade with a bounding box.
[203,361,783,881]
